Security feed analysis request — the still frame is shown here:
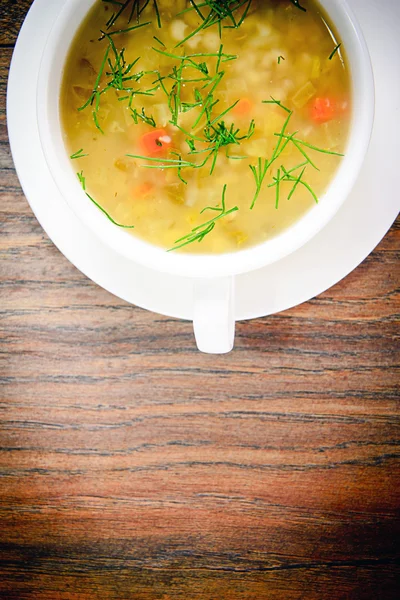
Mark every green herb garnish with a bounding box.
[290,0,307,11]
[153,0,161,28]
[329,43,342,60]
[275,168,282,209]
[249,159,269,209]
[274,134,344,157]
[70,149,88,159]
[204,120,254,174]
[86,193,136,228]
[126,153,209,170]
[168,184,238,251]
[268,165,318,204]
[288,166,306,200]
[99,20,151,38]
[249,99,325,208]
[77,171,86,190]
[175,0,254,47]
[130,107,156,127]
[152,46,236,128]
[79,32,159,131]
[262,96,291,114]
[281,168,318,203]
[103,0,155,30]
[77,168,135,228]
[153,35,165,47]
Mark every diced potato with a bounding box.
[109,121,125,134]
[322,58,334,75]
[244,139,268,158]
[247,69,263,85]
[297,52,313,71]
[185,186,199,207]
[202,32,220,51]
[186,34,203,50]
[152,103,171,128]
[267,85,288,102]
[322,121,340,148]
[311,56,321,80]
[261,50,281,70]
[114,203,135,223]
[281,78,295,94]
[169,20,187,42]
[257,23,273,38]
[225,211,238,224]
[227,78,249,96]
[262,109,284,137]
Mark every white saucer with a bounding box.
[8,0,400,321]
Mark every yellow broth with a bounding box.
[61,0,351,253]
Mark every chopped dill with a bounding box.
[278,55,285,64]
[130,106,156,127]
[77,169,135,228]
[329,43,342,60]
[282,170,318,203]
[99,20,151,39]
[290,0,307,11]
[126,153,208,170]
[78,45,110,114]
[78,31,159,131]
[77,171,86,190]
[203,119,255,174]
[249,158,269,210]
[151,46,236,127]
[168,184,239,251]
[70,149,88,159]
[103,0,156,30]
[175,0,255,47]
[274,134,345,156]
[275,168,281,209]
[262,97,291,114]
[153,35,165,47]
[86,193,136,228]
[103,0,136,30]
[288,166,306,200]
[268,165,318,204]
[153,0,161,28]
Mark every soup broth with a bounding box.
[61,0,351,253]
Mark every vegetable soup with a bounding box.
[61,0,351,253]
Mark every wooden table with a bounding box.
[1,2,399,598]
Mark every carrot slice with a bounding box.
[133,181,154,198]
[310,97,336,123]
[140,129,172,156]
[233,98,253,116]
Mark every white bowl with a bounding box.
[36,0,374,280]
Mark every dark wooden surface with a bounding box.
[1,1,399,598]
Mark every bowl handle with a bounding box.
[193,277,235,354]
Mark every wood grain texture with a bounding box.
[0,1,399,598]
